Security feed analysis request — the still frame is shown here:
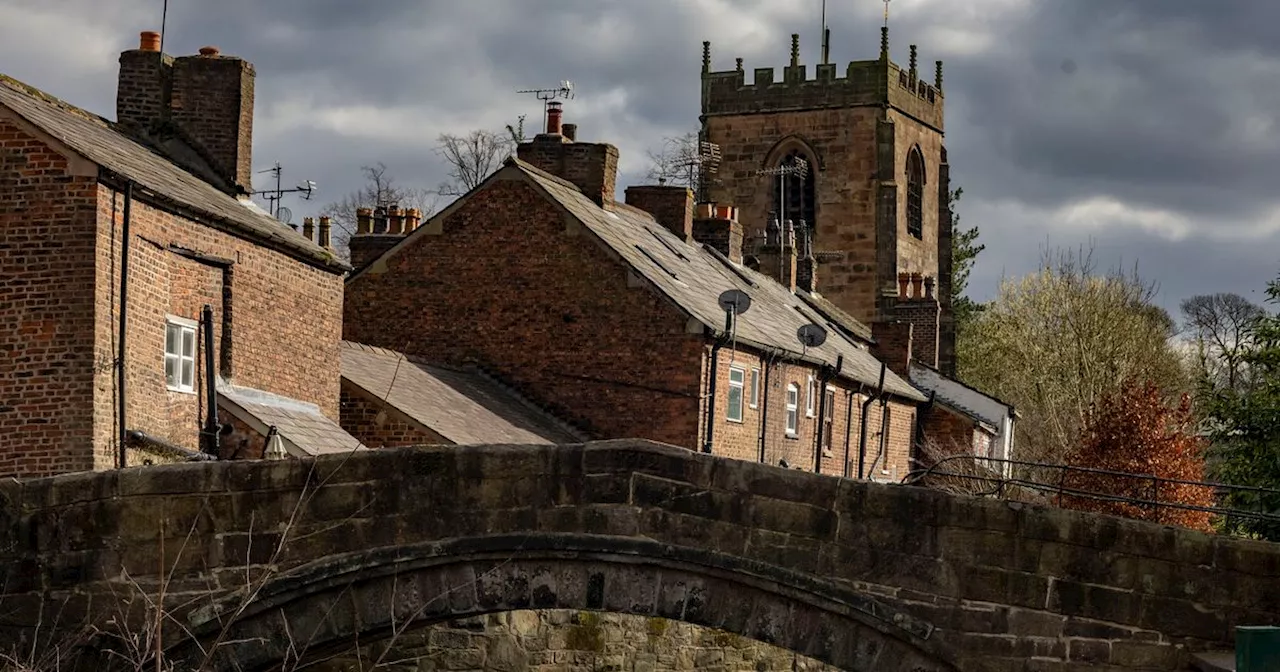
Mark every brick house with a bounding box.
[0,31,358,477]
[344,103,927,479]
[909,363,1018,475]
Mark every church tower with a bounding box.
[699,29,955,375]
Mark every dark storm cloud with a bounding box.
[1,0,1277,314]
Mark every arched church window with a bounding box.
[906,147,925,240]
[772,150,816,236]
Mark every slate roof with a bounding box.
[341,342,586,445]
[0,74,347,272]
[515,161,922,401]
[909,363,1016,431]
[218,383,365,457]
[358,158,923,402]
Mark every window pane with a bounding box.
[727,387,743,422]
[749,370,760,406]
[165,325,178,356]
[729,367,744,385]
[165,356,178,387]
[182,328,195,358]
[181,359,194,388]
[786,408,797,434]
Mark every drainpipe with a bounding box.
[843,387,857,478]
[857,363,886,480]
[116,181,133,469]
[757,352,773,463]
[702,311,734,454]
[201,304,220,456]
[813,355,842,473]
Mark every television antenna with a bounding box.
[252,162,317,220]
[675,140,722,201]
[517,80,576,130]
[756,156,810,249]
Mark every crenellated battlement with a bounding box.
[700,33,944,130]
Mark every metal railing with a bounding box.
[902,455,1280,526]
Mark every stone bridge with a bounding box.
[1,440,1278,671]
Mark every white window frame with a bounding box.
[822,387,836,454]
[164,315,198,394]
[748,368,760,408]
[806,375,816,417]
[785,384,800,436]
[727,366,746,423]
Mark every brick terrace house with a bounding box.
[0,31,360,477]
[909,363,1018,475]
[344,103,927,480]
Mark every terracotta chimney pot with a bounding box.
[198,46,220,57]
[139,31,161,52]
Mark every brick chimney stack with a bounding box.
[516,104,619,208]
[116,30,257,195]
[349,205,418,270]
[624,185,693,243]
[888,271,941,369]
[755,215,798,292]
[692,203,744,264]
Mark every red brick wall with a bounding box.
[701,344,916,479]
[340,383,442,448]
[91,188,345,461]
[0,117,101,477]
[922,406,978,456]
[344,179,704,448]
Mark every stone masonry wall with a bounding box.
[344,178,705,447]
[0,116,102,477]
[6,441,1280,671]
[702,65,945,330]
[318,610,838,672]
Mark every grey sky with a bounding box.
[2,0,1276,315]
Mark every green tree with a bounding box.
[949,187,985,336]
[1205,276,1280,539]
[958,246,1187,466]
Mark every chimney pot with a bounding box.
[924,275,936,299]
[546,101,563,135]
[302,217,315,242]
[198,46,220,57]
[387,206,404,235]
[356,207,373,235]
[317,216,332,250]
[562,123,577,142]
[910,272,924,298]
[139,31,161,52]
[898,272,911,298]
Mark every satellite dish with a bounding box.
[276,206,293,224]
[717,289,753,315]
[797,323,828,348]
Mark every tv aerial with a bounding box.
[517,80,576,129]
[252,162,317,220]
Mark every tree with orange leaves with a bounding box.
[1061,380,1214,532]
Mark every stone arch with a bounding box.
[167,534,959,672]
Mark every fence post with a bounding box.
[1238,626,1280,671]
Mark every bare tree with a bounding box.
[435,130,514,197]
[317,163,437,261]
[1181,293,1266,393]
[644,132,701,189]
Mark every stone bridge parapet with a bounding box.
[1,440,1279,671]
